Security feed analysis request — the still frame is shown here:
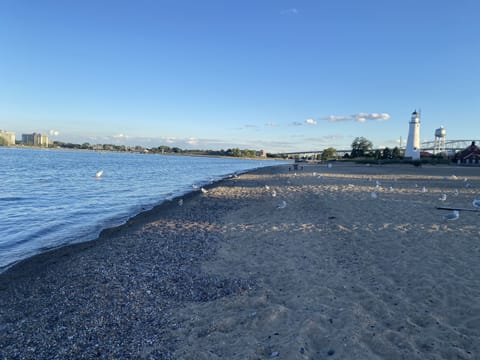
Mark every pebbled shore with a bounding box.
[1,163,480,359]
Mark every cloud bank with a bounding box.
[325,112,391,123]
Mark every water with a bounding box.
[0,147,287,271]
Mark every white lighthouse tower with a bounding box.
[405,110,421,160]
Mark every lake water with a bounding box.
[0,147,287,271]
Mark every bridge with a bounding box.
[277,139,480,158]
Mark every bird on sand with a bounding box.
[371,191,377,199]
[277,200,287,209]
[201,187,208,194]
[472,199,480,209]
[95,170,103,178]
[444,210,460,221]
[439,194,447,201]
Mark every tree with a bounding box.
[321,147,337,161]
[392,146,402,159]
[351,137,373,158]
[382,147,393,160]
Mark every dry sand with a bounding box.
[1,162,480,359]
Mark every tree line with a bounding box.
[48,141,268,158]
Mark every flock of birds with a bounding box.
[95,165,479,223]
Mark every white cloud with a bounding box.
[324,112,391,123]
[290,121,303,126]
[281,8,298,15]
[112,133,128,139]
[187,137,199,145]
[49,130,60,136]
[305,118,317,125]
[265,122,279,127]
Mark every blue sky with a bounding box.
[1,0,479,152]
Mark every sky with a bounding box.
[1,0,479,153]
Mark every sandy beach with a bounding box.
[1,162,480,359]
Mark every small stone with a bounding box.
[271,351,279,357]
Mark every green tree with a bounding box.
[321,147,337,161]
[382,147,393,160]
[351,137,373,158]
[392,146,402,159]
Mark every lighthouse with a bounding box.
[405,110,421,160]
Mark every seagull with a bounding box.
[277,200,287,209]
[371,191,377,199]
[453,189,459,196]
[444,210,459,221]
[192,184,199,190]
[420,186,427,193]
[201,187,208,194]
[271,190,277,197]
[376,180,381,187]
[178,199,183,206]
[265,185,270,190]
[473,199,480,209]
[95,170,103,178]
[439,194,447,201]
[388,186,394,192]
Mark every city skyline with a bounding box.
[1,1,479,152]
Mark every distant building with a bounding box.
[22,133,50,147]
[0,130,16,145]
[257,149,267,158]
[455,141,480,165]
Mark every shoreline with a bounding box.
[1,162,479,359]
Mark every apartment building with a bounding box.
[22,133,50,147]
[0,130,16,145]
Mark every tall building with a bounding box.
[405,110,421,160]
[0,130,16,145]
[22,133,50,147]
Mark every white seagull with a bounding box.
[371,191,378,199]
[439,194,447,201]
[472,199,480,209]
[201,187,208,194]
[444,210,460,221]
[95,170,103,178]
[277,200,287,209]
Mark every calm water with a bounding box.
[0,147,287,271]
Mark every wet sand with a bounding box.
[1,163,480,359]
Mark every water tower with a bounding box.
[405,110,421,160]
[433,126,447,155]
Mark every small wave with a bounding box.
[0,197,27,201]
